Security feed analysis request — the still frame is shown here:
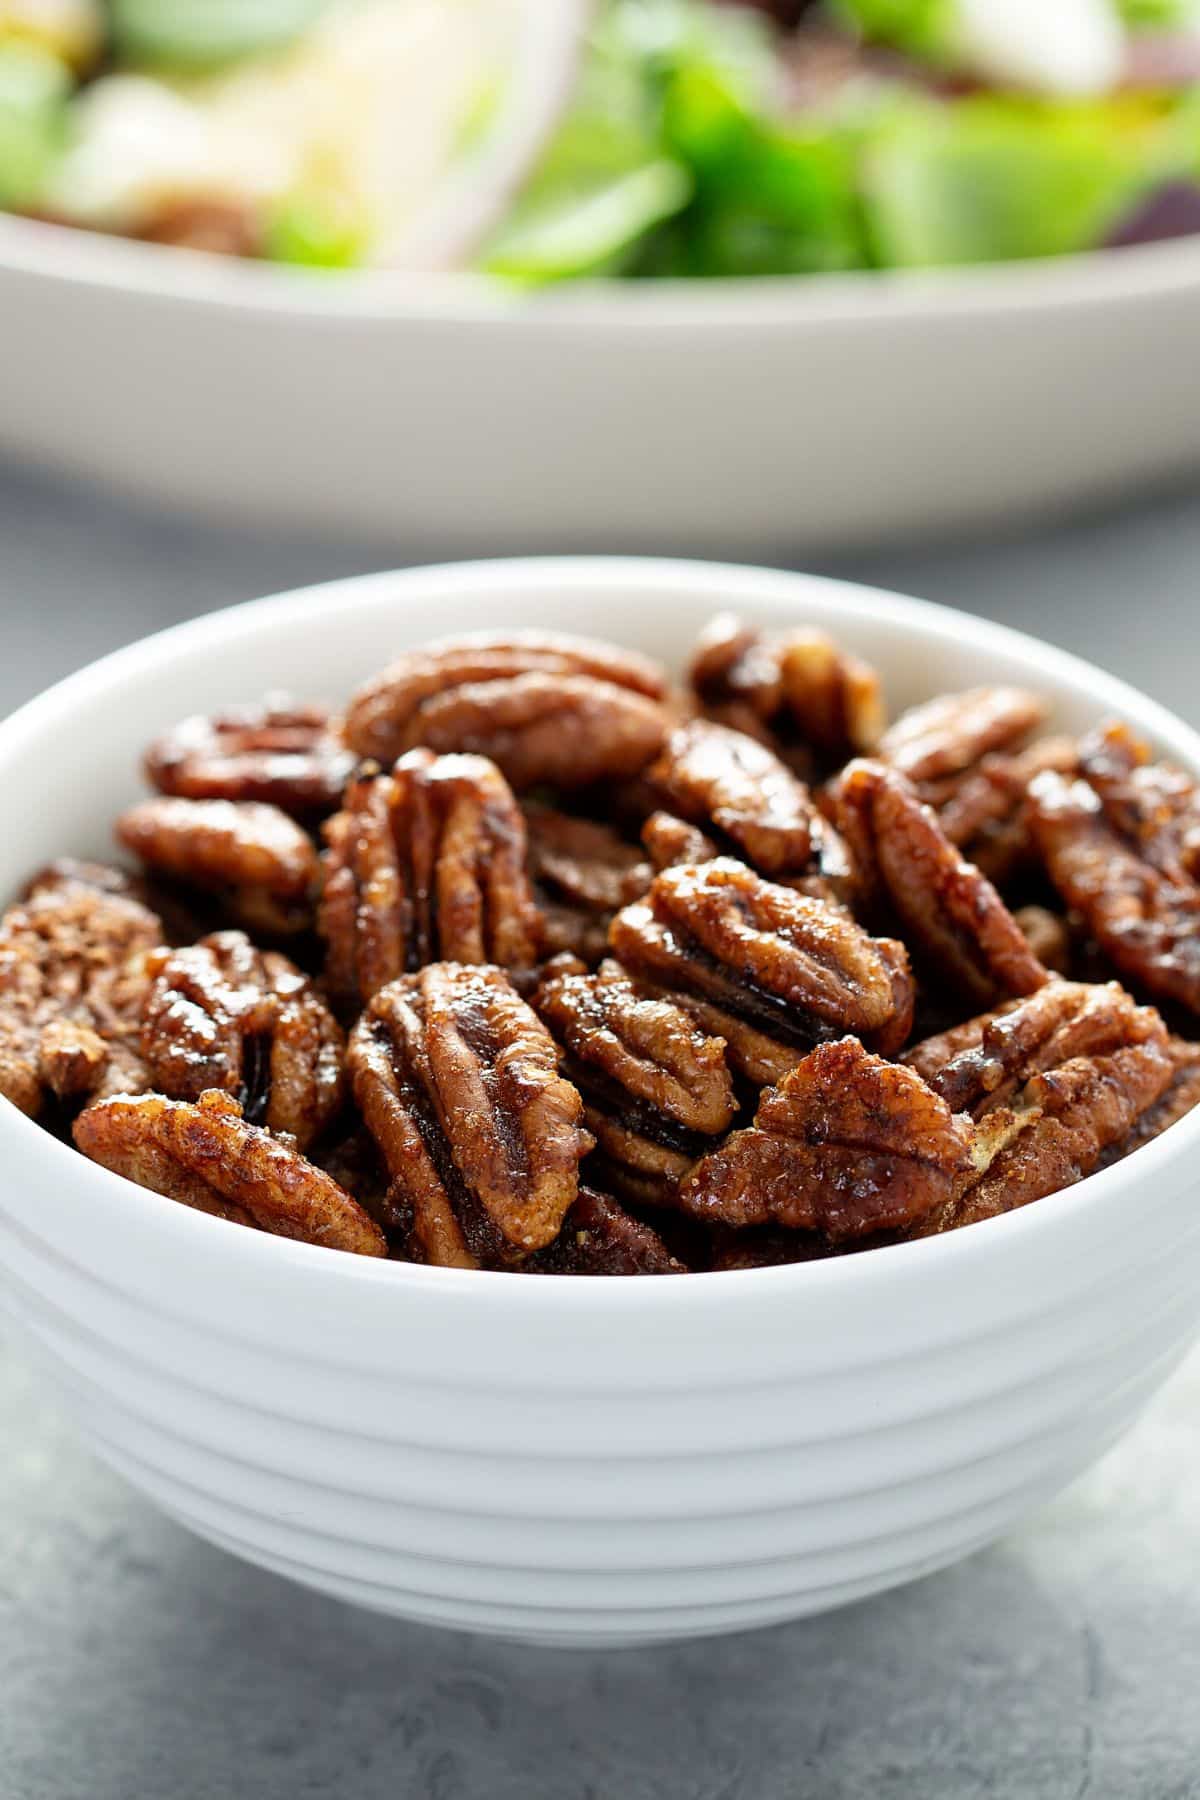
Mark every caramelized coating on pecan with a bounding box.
[74,1090,387,1255]
[708,1227,836,1271]
[824,760,1047,1007]
[524,805,651,966]
[348,963,591,1267]
[644,719,852,895]
[879,687,1046,785]
[142,931,344,1148]
[343,633,668,783]
[641,811,721,872]
[610,858,914,1084]
[1029,723,1200,1016]
[145,698,355,820]
[116,797,319,940]
[912,1038,1174,1238]
[0,876,163,1116]
[678,1038,976,1240]
[320,751,543,1006]
[524,1188,685,1275]
[1098,1038,1200,1166]
[929,738,1079,887]
[904,979,1165,1118]
[689,614,885,770]
[536,964,736,1203]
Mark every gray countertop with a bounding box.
[2,464,1199,1800]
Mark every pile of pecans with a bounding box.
[4,621,1200,1275]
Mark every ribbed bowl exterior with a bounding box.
[2,561,1200,1646]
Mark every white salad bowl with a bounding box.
[1,557,1199,1649]
[3,217,1200,553]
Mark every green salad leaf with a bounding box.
[827,0,955,60]
[861,92,1182,265]
[0,41,71,210]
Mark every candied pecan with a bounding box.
[141,931,343,1148]
[641,811,721,872]
[116,797,319,937]
[75,1090,385,1253]
[824,760,1047,1007]
[1078,720,1200,883]
[911,1038,1175,1238]
[397,672,668,792]
[903,978,1165,1117]
[644,719,852,896]
[343,632,668,779]
[145,697,355,820]
[0,877,163,1117]
[320,751,543,1006]
[677,1038,976,1241]
[927,737,1078,886]
[708,1227,835,1271]
[524,1189,685,1275]
[524,805,651,966]
[314,1125,407,1235]
[1029,750,1200,1017]
[879,687,1046,787]
[348,963,591,1267]
[1097,1038,1200,1166]
[535,964,736,1204]
[609,858,914,1084]
[688,614,884,770]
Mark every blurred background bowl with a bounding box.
[3,217,1200,555]
[1,556,1199,1648]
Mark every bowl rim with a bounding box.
[3,209,1200,328]
[2,552,1199,1304]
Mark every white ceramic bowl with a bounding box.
[4,216,1200,552]
[2,557,1199,1649]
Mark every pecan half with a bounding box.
[524,805,651,966]
[903,978,1166,1118]
[644,719,852,896]
[117,797,319,937]
[879,687,1046,787]
[74,1090,387,1254]
[348,963,591,1267]
[911,1038,1175,1238]
[320,751,543,1006]
[145,697,355,820]
[1098,1037,1200,1166]
[1029,723,1200,1015]
[535,963,736,1204]
[343,632,668,784]
[689,614,885,772]
[641,811,722,872]
[609,858,914,1084]
[824,759,1048,1007]
[677,1037,976,1240]
[0,876,163,1117]
[142,931,343,1148]
[524,1188,686,1275]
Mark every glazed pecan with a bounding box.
[117,797,319,937]
[145,697,355,820]
[677,1037,976,1240]
[903,978,1166,1117]
[74,1089,386,1254]
[1029,723,1200,1015]
[535,963,736,1204]
[0,875,163,1117]
[824,760,1047,1007]
[142,930,344,1148]
[524,804,651,966]
[689,614,885,771]
[879,687,1046,786]
[320,751,543,1006]
[524,1188,685,1275]
[348,963,591,1267]
[911,1037,1175,1238]
[343,633,669,786]
[1098,1037,1200,1166]
[609,858,914,1084]
[644,719,853,895]
[641,811,721,872]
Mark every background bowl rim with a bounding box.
[3,211,1200,328]
[3,552,1199,1304]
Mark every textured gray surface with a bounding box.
[2,462,1199,1799]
